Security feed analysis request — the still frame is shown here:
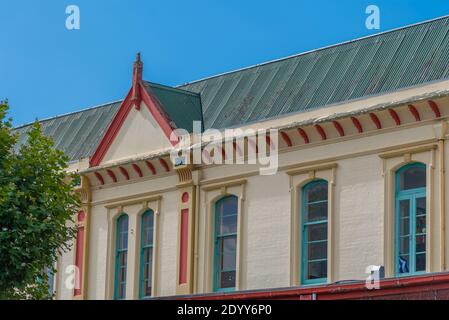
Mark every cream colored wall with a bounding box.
[56,104,449,298]
[101,101,173,165]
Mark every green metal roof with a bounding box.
[13,15,449,162]
[143,81,203,132]
[179,15,449,129]
[14,101,121,161]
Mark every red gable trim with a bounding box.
[89,82,179,167]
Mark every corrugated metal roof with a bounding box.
[14,101,121,162]
[143,81,203,132]
[179,15,449,129]
[13,15,449,161]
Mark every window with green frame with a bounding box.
[139,210,154,298]
[395,163,427,276]
[214,195,238,292]
[114,214,128,300]
[301,180,328,285]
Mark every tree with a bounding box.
[0,100,79,299]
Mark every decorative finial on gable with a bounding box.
[131,52,143,110]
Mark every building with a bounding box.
[15,15,449,300]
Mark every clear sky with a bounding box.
[1,0,449,126]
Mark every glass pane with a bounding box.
[416,216,426,235]
[398,255,409,273]
[220,271,235,289]
[308,241,327,261]
[218,196,238,217]
[416,197,426,216]
[305,182,328,203]
[416,235,426,253]
[399,200,410,219]
[221,252,236,271]
[399,236,410,255]
[416,253,426,272]
[222,237,236,254]
[306,202,328,222]
[220,214,237,235]
[307,223,327,242]
[307,260,327,280]
[398,165,426,191]
[400,218,410,236]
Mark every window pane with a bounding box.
[220,214,237,235]
[416,235,426,253]
[398,255,409,273]
[305,182,328,203]
[307,223,327,242]
[398,165,426,191]
[416,216,426,235]
[400,218,410,236]
[222,237,236,254]
[308,241,327,261]
[416,197,426,216]
[221,252,236,271]
[416,253,426,272]
[305,202,328,222]
[307,260,327,280]
[399,236,410,255]
[220,197,238,217]
[399,200,410,219]
[220,271,235,289]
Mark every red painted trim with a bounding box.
[248,138,259,154]
[298,128,310,144]
[408,105,421,122]
[429,100,441,118]
[140,83,179,145]
[94,172,105,185]
[180,273,449,301]
[90,89,133,167]
[119,167,130,180]
[350,117,363,133]
[221,147,227,160]
[179,209,189,285]
[281,132,293,147]
[389,109,401,126]
[132,164,143,178]
[233,142,243,157]
[106,169,117,183]
[266,136,275,150]
[145,161,157,175]
[315,124,327,140]
[369,113,382,129]
[332,121,345,137]
[159,158,170,172]
[74,226,85,297]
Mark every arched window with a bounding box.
[301,180,328,284]
[139,210,154,298]
[214,195,238,292]
[395,163,426,275]
[114,214,128,300]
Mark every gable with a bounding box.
[100,100,174,164]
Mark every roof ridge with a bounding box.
[144,80,200,97]
[13,99,123,130]
[177,14,449,87]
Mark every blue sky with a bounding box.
[1,0,448,126]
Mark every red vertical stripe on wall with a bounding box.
[179,209,189,285]
[74,226,85,296]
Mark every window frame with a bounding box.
[301,179,329,285]
[394,163,427,276]
[213,195,238,293]
[139,210,155,299]
[114,213,129,300]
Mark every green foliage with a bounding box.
[0,101,80,299]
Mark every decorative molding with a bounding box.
[378,144,438,159]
